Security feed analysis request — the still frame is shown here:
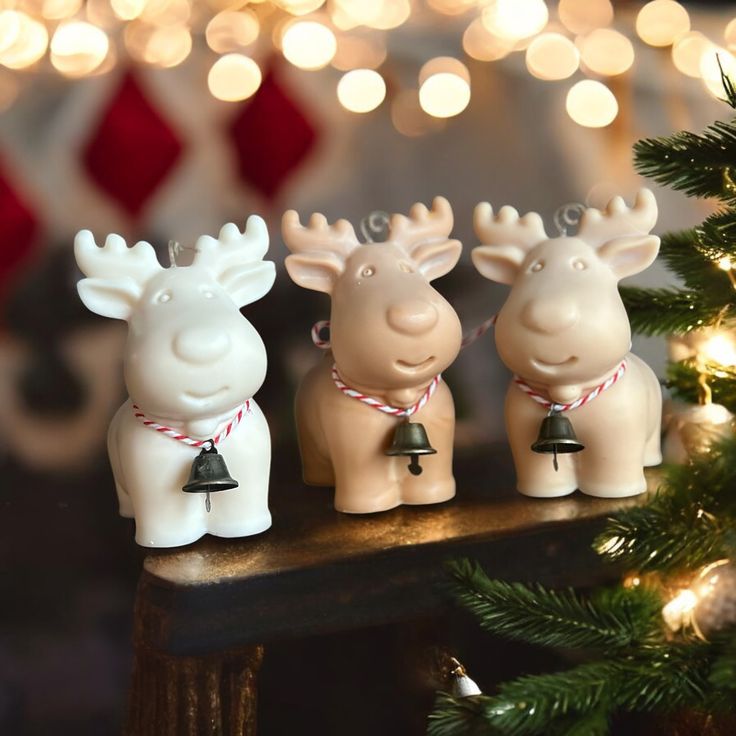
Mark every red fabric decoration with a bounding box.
[229,67,317,200]
[83,71,183,217]
[0,160,39,301]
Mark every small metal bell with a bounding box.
[531,410,584,472]
[183,442,239,512]
[449,658,482,698]
[386,419,437,475]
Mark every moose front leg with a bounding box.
[400,385,456,505]
[505,388,578,497]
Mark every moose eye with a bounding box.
[398,262,413,273]
[156,290,172,304]
[572,259,587,271]
[361,266,375,278]
[530,261,544,273]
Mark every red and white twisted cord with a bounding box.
[312,315,497,351]
[132,401,250,449]
[331,364,440,417]
[513,360,627,413]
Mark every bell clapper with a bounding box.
[205,492,211,513]
[409,455,423,476]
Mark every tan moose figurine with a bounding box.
[282,197,462,513]
[472,189,662,498]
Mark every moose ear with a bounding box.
[411,239,462,281]
[77,278,141,321]
[471,245,525,285]
[598,235,660,280]
[285,252,344,294]
[220,261,276,307]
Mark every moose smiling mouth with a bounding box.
[531,356,578,371]
[395,357,435,373]
[183,387,229,402]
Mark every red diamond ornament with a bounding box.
[83,71,183,218]
[0,161,38,301]
[229,67,317,200]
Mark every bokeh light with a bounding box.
[580,28,635,76]
[208,53,262,101]
[281,20,336,69]
[0,13,49,69]
[206,9,259,54]
[391,89,445,137]
[463,17,515,62]
[50,21,109,77]
[42,0,84,21]
[636,0,690,48]
[337,68,385,113]
[332,34,386,70]
[110,0,146,21]
[482,0,548,42]
[700,46,736,98]
[566,80,618,128]
[142,25,191,67]
[418,57,471,118]
[558,0,613,35]
[672,31,713,78]
[525,32,579,80]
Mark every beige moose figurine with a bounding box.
[472,189,662,498]
[282,197,462,513]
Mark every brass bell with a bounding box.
[183,442,239,512]
[386,419,437,475]
[531,411,584,472]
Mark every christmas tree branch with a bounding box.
[667,360,736,413]
[633,120,736,202]
[445,559,662,650]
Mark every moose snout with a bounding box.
[173,327,231,364]
[521,297,579,335]
[386,300,439,336]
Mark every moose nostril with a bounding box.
[522,299,579,334]
[387,301,439,335]
[174,327,231,364]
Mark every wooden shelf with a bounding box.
[136,445,654,656]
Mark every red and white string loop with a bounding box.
[513,361,627,413]
[132,401,250,449]
[331,365,440,417]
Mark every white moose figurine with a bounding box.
[472,189,662,498]
[75,218,275,547]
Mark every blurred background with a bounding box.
[0,0,734,733]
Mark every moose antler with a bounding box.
[193,216,269,275]
[473,203,549,251]
[388,196,455,255]
[74,231,162,283]
[577,189,658,248]
[281,211,360,257]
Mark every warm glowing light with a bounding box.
[566,80,618,128]
[701,334,736,366]
[391,89,446,137]
[719,256,732,271]
[140,0,191,27]
[558,0,613,35]
[276,0,325,15]
[0,13,49,70]
[331,0,380,29]
[580,28,635,76]
[662,589,698,631]
[0,11,22,55]
[337,68,385,113]
[281,20,336,70]
[142,25,191,67]
[206,10,259,54]
[0,71,18,110]
[636,0,690,48]
[110,0,146,21]
[42,0,83,21]
[597,535,625,555]
[726,19,736,51]
[463,17,515,62]
[525,33,579,81]
[482,0,549,42]
[332,34,386,70]
[418,57,471,119]
[672,32,714,78]
[50,21,109,77]
[426,0,477,15]
[208,54,262,102]
[700,47,736,98]
[368,0,410,30]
